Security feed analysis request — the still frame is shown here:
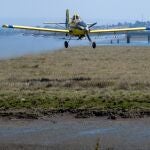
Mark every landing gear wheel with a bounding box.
[64,41,69,48]
[92,42,96,49]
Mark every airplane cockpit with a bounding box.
[71,14,87,29]
[72,14,81,23]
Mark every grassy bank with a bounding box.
[0,46,150,118]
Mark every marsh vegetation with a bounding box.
[0,46,150,118]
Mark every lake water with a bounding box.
[0,117,149,150]
[0,32,90,59]
[0,28,150,59]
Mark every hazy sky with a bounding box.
[0,0,150,25]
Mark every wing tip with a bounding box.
[2,24,8,28]
[2,24,14,28]
[146,27,150,30]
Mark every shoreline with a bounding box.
[0,108,149,120]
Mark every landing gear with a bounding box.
[64,36,96,49]
[64,36,72,48]
[64,41,69,48]
[92,42,96,49]
[86,33,96,49]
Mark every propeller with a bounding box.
[86,22,97,42]
[88,22,97,28]
[86,33,92,42]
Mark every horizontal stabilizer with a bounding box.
[43,22,66,25]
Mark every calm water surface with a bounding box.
[0,117,149,150]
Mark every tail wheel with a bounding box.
[92,42,96,49]
[64,41,69,48]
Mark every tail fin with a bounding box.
[66,9,70,29]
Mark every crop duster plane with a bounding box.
[2,9,150,48]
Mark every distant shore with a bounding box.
[0,46,150,119]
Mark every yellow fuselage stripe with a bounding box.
[69,28,85,36]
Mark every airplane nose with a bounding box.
[85,27,89,32]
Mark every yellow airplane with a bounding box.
[2,9,150,48]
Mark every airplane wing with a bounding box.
[2,24,69,33]
[90,27,150,34]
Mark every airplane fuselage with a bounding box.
[69,28,86,37]
[69,20,89,38]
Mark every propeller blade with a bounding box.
[89,22,97,28]
[86,33,92,42]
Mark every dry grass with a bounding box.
[0,46,150,112]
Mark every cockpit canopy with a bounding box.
[72,14,81,22]
[77,21,87,28]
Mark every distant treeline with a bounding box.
[95,20,150,29]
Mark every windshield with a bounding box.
[77,21,87,27]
